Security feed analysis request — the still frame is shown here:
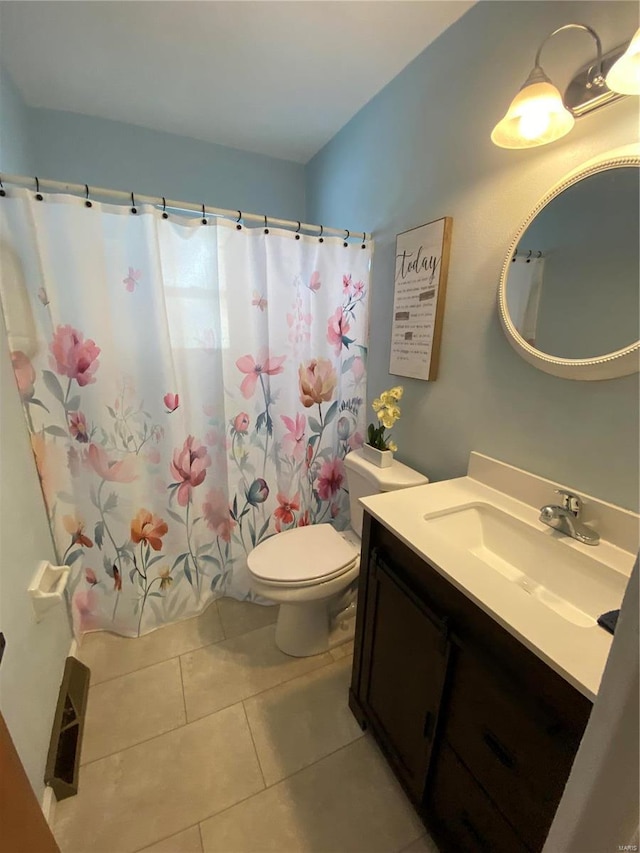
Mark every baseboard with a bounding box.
[41,784,56,827]
[69,638,78,658]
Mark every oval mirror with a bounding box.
[498,146,640,380]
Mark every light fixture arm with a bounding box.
[534,23,604,83]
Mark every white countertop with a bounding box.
[361,474,636,701]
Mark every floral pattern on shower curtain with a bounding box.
[0,190,371,637]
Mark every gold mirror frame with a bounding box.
[498,144,640,380]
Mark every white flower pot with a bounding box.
[362,444,394,468]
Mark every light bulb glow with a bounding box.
[606,28,640,95]
[491,80,575,149]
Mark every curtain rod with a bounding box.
[0,173,371,242]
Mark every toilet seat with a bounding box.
[248,524,359,587]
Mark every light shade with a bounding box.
[491,71,575,149]
[606,28,640,95]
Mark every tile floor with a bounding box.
[54,599,439,853]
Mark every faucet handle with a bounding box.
[555,489,582,516]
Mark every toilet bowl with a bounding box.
[247,449,428,657]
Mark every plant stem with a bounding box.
[185,499,201,597]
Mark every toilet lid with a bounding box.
[248,524,359,584]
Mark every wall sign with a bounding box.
[389,217,453,381]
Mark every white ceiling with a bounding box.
[0,1,475,163]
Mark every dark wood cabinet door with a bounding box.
[363,551,449,802]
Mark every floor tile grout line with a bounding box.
[79,654,354,769]
[241,700,267,790]
[195,735,375,832]
[130,822,202,853]
[178,654,189,723]
[83,614,280,688]
[184,652,348,725]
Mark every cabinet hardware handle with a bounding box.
[483,729,516,769]
[423,710,434,740]
[461,812,490,852]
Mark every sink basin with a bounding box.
[422,503,627,627]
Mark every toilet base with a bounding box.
[275,598,357,657]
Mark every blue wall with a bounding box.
[28,108,306,221]
[0,66,33,174]
[306,0,640,511]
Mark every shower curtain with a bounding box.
[0,190,371,637]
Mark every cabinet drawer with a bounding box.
[445,650,584,850]
[428,742,529,853]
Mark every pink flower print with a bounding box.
[123,267,141,292]
[280,413,306,463]
[85,568,98,586]
[146,447,161,465]
[37,287,49,306]
[170,435,211,506]
[353,280,365,298]
[236,349,286,399]
[287,295,312,347]
[233,413,250,434]
[164,392,179,413]
[11,351,35,399]
[202,489,236,542]
[348,431,364,451]
[331,502,341,519]
[351,356,365,382]
[317,457,345,501]
[342,274,353,296]
[308,271,321,292]
[87,443,137,482]
[274,492,300,532]
[72,588,99,634]
[298,510,311,527]
[50,325,100,387]
[298,358,337,408]
[251,290,268,311]
[327,308,352,356]
[69,411,89,443]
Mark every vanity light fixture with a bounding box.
[606,27,640,95]
[491,23,637,149]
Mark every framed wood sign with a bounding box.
[389,216,453,381]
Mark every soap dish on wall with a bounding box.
[28,561,70,622]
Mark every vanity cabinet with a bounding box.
[350,513,593,853]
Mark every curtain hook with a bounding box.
[264,214,269,235]
[201,204,207,225]
[0,175,5,197]
[35,177,43,201]
[236,210,242,230]
[162,197,168,219]
[537,250,542,258]
[84,184,92,208]
[343,229,350,248]
[319,225,324,244]
[526,249,532,263]
[295,221,301,240]
[131,192,137,214]
[361,232,366,249]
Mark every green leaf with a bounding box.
[94,521,104,549]
[167,509,185,526]
[324,401,338,425]
[248,519,256,547]
[147,554,164,568]
[42,370,65,403]
[65,395,81,412]
[257,517,271,543]
[201,554,221,570]
[103,554,113,574]
[341,355,355,374]
[65,548,83,566]
[29,398,50,412]
[183,556,193,586]
[171,552,188,571]
[309,417,322,434]
[44,425,68,438]
[107,406,116,418]
[103,492,118,513]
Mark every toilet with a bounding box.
[247,449,428,656]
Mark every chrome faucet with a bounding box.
[539,490,600,546]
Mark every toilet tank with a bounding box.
[344,450,429,537]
